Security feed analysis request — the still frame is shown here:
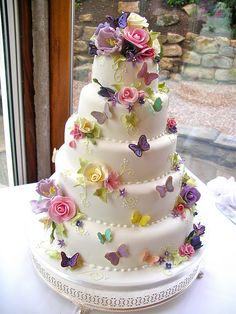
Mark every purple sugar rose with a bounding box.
[36,178,61,198]
[180,185,201,208]
[30,199,51,214]
[95,26,123,56]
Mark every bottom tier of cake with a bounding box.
[30,208,194,271]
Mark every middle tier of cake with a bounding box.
[55,140,183,225]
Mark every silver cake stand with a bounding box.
[31,246,204,313]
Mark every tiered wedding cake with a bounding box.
[30,13,205,310]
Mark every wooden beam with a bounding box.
[49,0,71,171]
[19,0,37,182]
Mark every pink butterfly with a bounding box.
[137,62,159,86]
[142,250,160,265]
[91,102,112,125]
[105,244,129,266]
[156,176,174,198]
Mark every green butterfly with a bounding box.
[153,97,162,112]
[158,82,169,93]
[97,228,112,244]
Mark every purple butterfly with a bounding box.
[118,12,129,28]
[137,62,159,86]
[105,244,129,266]
[91,103,112,124]
[61,251,80,268]
[156,176,174,198]
[128,135,150,157]
[106,12,129,29]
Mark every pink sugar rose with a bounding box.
[104,171,121,192]
[136,47,155,61]
[48,195,77,223]
[118,86,139,105]
[167,118,177,129]
[179,243,195,258]
[123,27,149,49]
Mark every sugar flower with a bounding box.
[123,27,149,49]
[95,26,123,56]
[136,47,155,61]
[70,123,84,140]
[48,195,77,223]
[190,235,203,250]
[36,178,61,198]
[30,199,51,214]
[167,118,177,134]
[180,186,201,208]
[193,223,205,236]
[127,13,149,28]
[117,86,139,105]
[179,243,195,258]
[83,162,108,183]
[79,118,95,134]
[104,170,121,192]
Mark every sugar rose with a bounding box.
[127,13,149,28]
[48,195,77,223]
[83,163,108,183]
[79,118,95,133]
[179,243,195,258]
[123,27,149,49]
[118,86,139,105]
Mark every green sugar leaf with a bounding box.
[55,223,67,237]
[94,188,108,203]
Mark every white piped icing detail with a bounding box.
[81,262,159,272]
[82,214,171,228]
[122,170,174,185]
[102,131,169,143]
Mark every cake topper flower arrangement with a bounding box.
[88,12,161,64]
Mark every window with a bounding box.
[72,0,236,183]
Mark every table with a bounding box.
[1,181,236,314]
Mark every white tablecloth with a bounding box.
[1,181,236,314]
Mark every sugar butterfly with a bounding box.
[156,176,174,198]
[128,134,150,157]
[91,102,112,125]
[131,210,151,227]
[97,228,112,244]
[137,62,158,86]
[142,250,160,265]
[105,244,129,266]
[60,252,81,268]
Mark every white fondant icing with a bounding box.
[92,55,159,91]
[57,212,193,270]
[74,83,169,141]
[59,133,177,183]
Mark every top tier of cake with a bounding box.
[92,55,159,91]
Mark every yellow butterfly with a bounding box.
[131,210,151,227]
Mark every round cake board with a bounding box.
[31,246,204,313]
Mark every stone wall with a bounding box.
[160,33,236,83]
[73,2,236,84]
